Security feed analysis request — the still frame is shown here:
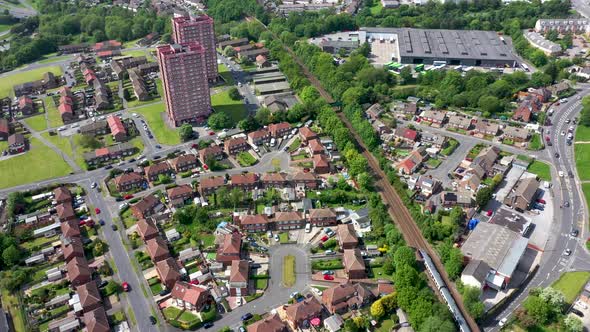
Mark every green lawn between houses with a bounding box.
[218,63,235,85]
[0,65,64,98]
[211,89,248,125]
[24,114,48,131]
[575,124,590,141]
[133,102,181,145]
[0,137,72,189]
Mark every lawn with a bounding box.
[0,138,72,189]
[551,271,590,304]
[0,65,63,98]
[311,259,344,270]
[528,133,543,150]
[150,282,163,295]
[426,158,442,169]
[283,255,296,287]
[37,55,72,64]
[211,89,248,125]
[376,319,395,332]
[24,114,47,131]
[255,278,268,289]
[163,307,182,320]
[574,143,590,181]
[279,232,289,244]
[441,138,459,156]
[178,311,200,323]
[528,160,551,181]
[45,96,62,128]
[288,138,301,152]
[218,63,235,85]
[121,49,154,61]
[133,102,180,145]
[582,183,590,221]
[1,289,25,332]
[369,1,382,15]
[575,124,590,141]
[236,151,257,167]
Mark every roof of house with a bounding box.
[131,194,159,215]
[170,281,209,306]
[394,127,418,141]
[309,208,336,219]
[113,172,143,186]
[261,172,288,182]
[343,248,365,272]
[199,145,223,160]
[337,224,358,246]
[274,211,304,222]
[0,118,8,134]
[61,219,81,237]
[421,109,446,122]
[308,139,324,153]
[146,236,170,261]
[248,129,270,140]
[200,176,225,190]
[77,282,102,310]
[448,115,472,127]
[474,120,500,134]
[462,259,491,282]
[144,161,172,176]
[397,158,416,174]
[8,133,24,146]
[136,218,159,240]
[247,314,287,332]
[62,237,85,259]
[321,283,362,307]
[53,186,72,202]
[231,173,258,186]
[366,103,384,118]
[107,115,126,136]
[230,260,250,283]
[167,184,193,199]
[268,122,291,136]
[156,257,181,285]
[18,96,33,108]
[66,256,90,281]
[220,232,241,255]
[241,214,269,225]
[503,126,530,139]
[291,172,317,182]
[285,296,323,323]
[56,203,75,220]
[299,127,318,140]
[510,176,540,204]
[224,137,248,149]
[83,307,110,332]
[313,154,330,168]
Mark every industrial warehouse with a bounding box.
[312,27,519,67]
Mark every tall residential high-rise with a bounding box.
[172,15,218,82]
[156,43,211,127]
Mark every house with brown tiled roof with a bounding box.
[216,232,242,266]
[146,236,170,262]
[420,110,447,127]
[268,122,291,138]
[393,127,419,144]
[248,129,271,146]
[77,282,102,313]
[261,172,289,188]
[107,115,127,142]
[447,115,473,130]
[274,211,305,230]
[321,283,374,314]
[167,185,194,207]
[18,96,34,115]
[198,145,224,163]
[61,219,81,238]
[299,127,318,143]
[313,154,330,174]
[56,203,76,222]
[366,103,384,121]
[247,314,288,332]
[8,133,26,154]
[231,173,259,191]
[284,296,324,331]
[169,154,198,173]
[67,256,91,286]
[343,249,366,279]
[170,281,210,312]
[308,208,336,226]
[131,194,161,219]
[62,237,85,262]
[224,137,250,155]
[473,120,500,136]
[291,172,318,189]
[503,126,530,142]
[136,218,159,241]
[307,139,324,155]
[144,161,173,182]
[199,176,225,196]
[229,260,250,296]
[337,224,358,250]
[83,307,110,332]
[240,214,270,232]
[0,118,9,141]
[113,172,145,192]
[156,257,181,289]
[53,186,72,204]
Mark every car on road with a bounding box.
[94,208,101,214]
[566,118,571,124]
[122,282,130,292]
[554,152,560,158]
[115,197,124,202]
[559,171,565,177]
[274,234,280,241]
[249,241,259,248]
[486,210,493,217]
[563,248,572,256]
[241,313,253,321]
[564,201,570,207]
[322,270,334,275]
[124,194,134,199]
[132,113,138,117]
[155,145,161,149]
[91,182,98,188]
[104,165,113,170]
[149,316,157,325]
[498,318,508,327]
[209,131,215,136]
[111,224,118,231]
[99,219,105,226]
[203,322,214,329]
[561,131,566,136]
[323,275,335,280]
[569,171,574,178]
[571,229,579,237]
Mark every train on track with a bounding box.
[419,249,471,332]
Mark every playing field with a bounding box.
[0,65,64,98]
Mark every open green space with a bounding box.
[1,289,25,332]
[236,151,257,167]
[527,160,551,181]
[551,271,590,304]
[44,97,62,128]
[123,38,142,48]
[133,102,180,145]
[37,55,72,64]
[0,65,63,98]
[279,232,289,244]
[211,90,247,125]
[575,125,590,141]
[369,1,382,15]
[288,138,301,152]
[582,183,590,222]
[0,23,14,33]
[255,278,268,289]
[0,137,72,189]
[283,255,296,287]
[574,143,590,181]
[218,63,235,85]
[24,114,47,131]
[528,133,543,150]
[162,306,182,320]
[121,49,154,61]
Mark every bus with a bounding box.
[415,64,425,72]
[433,60,447,67]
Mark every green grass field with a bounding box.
[37,55,71,64]
[582,183,590,217]
[44,97,63,128]
[0,65,64,98]
[528,160,551,181]
[551,271,590,304]
[211,90,247,125]
[218,64,235,85]
[0,23,13,33]
[0,137,72,189]
[575,125,590,141]
[121,49,154,61]
[283,255,296,287]
[1,289,25,332]
[133,102,180,145]
[574,144,590,181]
[24,114,47,131]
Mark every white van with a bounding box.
[270,138,276,147]
[305,223,311,233]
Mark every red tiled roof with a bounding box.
[0,118,8,134]
[113,172,143,186]
[308,139,324,153]
[95,148,109,157]
[136,218,159,240]
[247,314,287,332]
[58,103,73,115]
[268,122,291,137]
[299,127,317,139]
[220,232,241,255]
[241,214,269,225]
[146,236,170,262]
[224,137,248,149]
[230,260,249,283]
[231,173,258,185]
[107,115,126,137]
[248,129,269,139]
[83,307,110,332]
[167,184,193,199]
[312,154,330,167]
[170,281,210,306]
[200,176,225,190]
[18,96,33,108]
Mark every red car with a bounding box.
[323,275,334,281]
[124,194,134,200]
[320,235,329,242]
[191,143,198,149]
[94,208,101,214]
[203,164,209,170]
[303,168,310,173]
[190,280,199,285]
[209,131,215,136]
[486,210,493,217]
[122,282,130,292]
[537,198,546,204]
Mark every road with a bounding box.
[0,0,36,18]
[217,54,259,115]
[572,0,590,18]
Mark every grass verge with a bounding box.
[282,255,296,287]
[527,160,551,181]
[551,271,590,304]
[574,143,590,181]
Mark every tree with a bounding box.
[357,172,373,190]
[400,66,413,84]
[539,287,565,308]
[462,286,485,320]
[2,245,20,266]
[300,86,320,103]
[208,113,231,130]
[78,135,102,149]
[564,315,583,332]
[123,88,131,100]
[228,187,244,208]
[157,174,172,184]
[254,107,271,126]
[238,116,260,132]
[530,71,553,88]
[475,186,493,207]
[394,246,416,268]
[343,318,359,332]
[179,123,193,142]
[228,87,241,100]
[419,316,456,332]
[523,295,551,324]
[478,95,502,115]
[92,240,106,257]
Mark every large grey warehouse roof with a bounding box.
[361,27,517,62]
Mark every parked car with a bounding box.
[203,322,214,329]
[323,275,335,281]
[325,250,335,255]
[536,198,546,204]
[149,316,157,325]
[122,282,130,292]
[322,270,334,275]
[563,248,572,256]
[320,235,329,242]
[124,194,134,200]
[94,208,101,214]
[111,224,118,231]
[98,280,108,288]
[241,313,253,321]
[571,229,579,237]
[571,308,584,317]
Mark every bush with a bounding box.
[311,259,343,270]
